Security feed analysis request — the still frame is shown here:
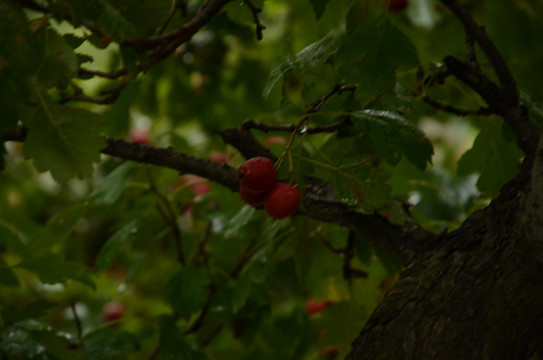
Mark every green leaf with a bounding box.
[1,299,56,328]
[224,205,256,238]
[90,162,136,205]
[352,109,433,170]
[263,30,340,98]
[156,314,207,360]
[23,97,105,183]
[335,19,419,94]
[36,28,79,89]
[95,219,138,274]
[46,204,87,242]
[96,1,138,42]
[346,2,369,34]
[17,254,95,290]
[168,266,210,320]
[83,328,139,359]
[0,258,19,287]
[309,0,330,20]
[457,123,523,198]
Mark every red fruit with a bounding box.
[102,301,124,322]
[264,136,288,147]
[387,0,409,11]
[209,152,229,163]
[128,128,150,145]
[265,183,301,219]
[237,157,277,193]
[182,175,210,198]
[305,299,328,315]
[240,187,269,206]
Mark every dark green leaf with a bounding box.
[95,219,138,274]
[335,19,418,94]
[17,254,95,289]
[0,299,56,328]
[457,123,523,198]
[36,29,79,90]
[169,266,210,320]
[23,99,105,183]
[156,314,207,360]
[352,109,433,170]
[83,328,139,360]
[309,0,330,20]
[263,31,340,98]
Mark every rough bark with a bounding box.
[346,133,543,360]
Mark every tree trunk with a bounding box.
[347,137,543,359]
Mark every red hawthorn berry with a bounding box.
[305,299,328,315]
[102,301,124,322]
[209,151,229,163]
[264,136,288,147]
[237,157,277,193]
[387,0,409,11]
[240,187,270,207]
[128,128,150,145]
[265,183,301,219]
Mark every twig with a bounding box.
[422,96,492,116]
[342,231,368,284]
[146,167,185,265]
[79,67,127,79]
[242,118,351,134]
[242,0,266,40]
[158,0,187,35]
[183,285,217,335]
[440,0,517,99]
[70,302,83,340]
[147,345,161,360]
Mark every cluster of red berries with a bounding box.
[237,157,301,219]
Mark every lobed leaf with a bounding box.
[17,254,95,289]
[457,122,523,198]
[352,109,433,170]
[23,97,105,183]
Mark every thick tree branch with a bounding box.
[444,56,538,154]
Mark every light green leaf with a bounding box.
[457,123,523,198]
[168,266,210,320]
[95,220,138,274]
[90,162,136,205]
[224,205,256,238]
[23,96,105,183]
[17,254,95,290]
[352,109,433,170]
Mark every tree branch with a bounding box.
[440,0,517,99]
[242,0,265,40]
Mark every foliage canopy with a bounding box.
[1,0,542,359]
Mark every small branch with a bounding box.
[440,0,517,98]
[146,167,185,265]
[70,302,82,340]
[242,0,266,40]
[342,231,368,284]
[306,84,357,114]
[147,345,161,360]
[183,285,217,335]
[158,0,187,35]
[422,96,492,116]
[79,67,127,79]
